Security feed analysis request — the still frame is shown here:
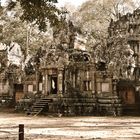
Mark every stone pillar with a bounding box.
[113,79,117,96]
[81,71,84,90]
[77,70,80,85]
[35,66,39,93]
[91,69,95,94]
[9,78,14,96]
[42,74,45,95]
[138,42,140,64]
[73,73,75,88]
[45,72,48,95]
[109,77,113,95]
[86,70,90,79]
[64,69,68,93]
[96,73,102,95]
[58,68,63,94]
[23,84,28,95]
[97,82,101,94]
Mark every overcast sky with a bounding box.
[0,0,87,7]
[57,0,87,7]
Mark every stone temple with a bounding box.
[0,9,140,116]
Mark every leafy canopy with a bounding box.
[7,0,62,31]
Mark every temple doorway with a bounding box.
[51,76,57,94]
[48,75,58,94]
[117,81,135,105]
[14,84,24,102]
[119,87,135,104]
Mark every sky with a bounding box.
[0,0,87,7]
[57,0,87,7]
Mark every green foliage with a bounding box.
[0,2,58,55]
[0,5,3,15]
[93,36,135,79]
[72,0,137,50]
[1,18,27,49]
[15,0,61,31]
[0,52,7,73]
[7,1,16,10]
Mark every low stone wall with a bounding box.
[97,96,122,116]
[47,96,96,116]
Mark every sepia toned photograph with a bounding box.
[0,0,140,139]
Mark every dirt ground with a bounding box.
[0,112,140,140]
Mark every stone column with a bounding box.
[97,82,101,94]
[96,73,102,95]
[113,79,117,96]
[109,77,113,95]
[73,73,75,88]
[77,70,80,86]
[42,73,45,95]
[64,68,68,93]
[58,68,63,94]
[91,69,95,94]
[138,42,140,64]
[23,84,28,95]
[81,70,85,91]
[9,78,14,101]
[35,65,39,93]
[45,71,48,95]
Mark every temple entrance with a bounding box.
[48,75,58,94]
[14,84,24,102]
[51,76,57,94]
[119,87,135,104]
[117,80,136,105]
[117,81,138,115]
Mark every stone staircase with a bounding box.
[27,98,53,116]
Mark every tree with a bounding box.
[72,0,137,49]
[0,1,56,56]
[0,0,75,54]
[0,0,63,31]
[93,36,136,80]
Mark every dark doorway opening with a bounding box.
[14,84,24,102]
[51,76,57,94]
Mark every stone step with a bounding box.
[30,109,43,116]
[33,104,47,107]
[35,102,48,105]
[27,98,52,116]
[98,99,122,104]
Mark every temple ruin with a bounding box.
[0,9,140,116]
